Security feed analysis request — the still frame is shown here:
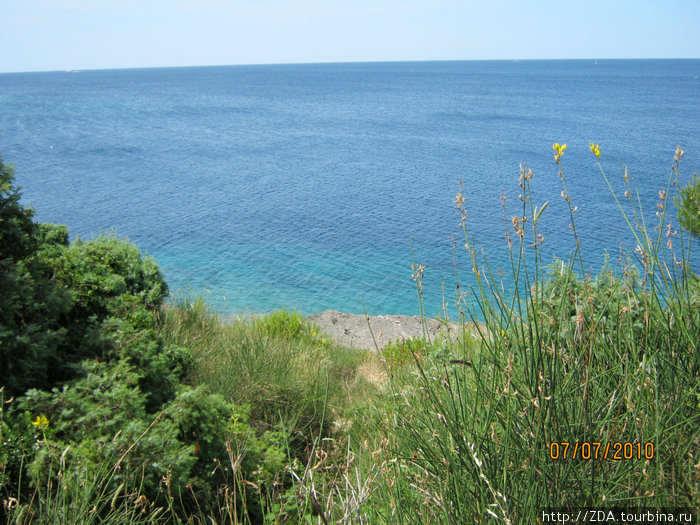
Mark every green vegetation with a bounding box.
[676,174,699,239]
[1,146,698,523]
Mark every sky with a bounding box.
[1,0,699,73]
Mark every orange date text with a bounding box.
[549,442,654,460]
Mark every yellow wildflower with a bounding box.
[589,143,601,158]
[32,415,49,430]
[553,143,567,162]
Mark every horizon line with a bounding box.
[2,56,699,75]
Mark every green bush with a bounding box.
[2,376,295,522]
[6,378,191,517]
[1,152,172,396]
[0,153,36,261]
[380,337,435,367]
[0,151,221,521]
[676,174,700,238]
[50,234,168,317]
[250,308,315,340]
[0,149,295,521]
[0,155,74,395]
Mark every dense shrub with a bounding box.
[0,152,303,522]
[0,155,73,394]
[1,152,174,396]
[1,152,202,520]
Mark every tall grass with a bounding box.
[156,301,379,522]
[158,301,365,444]
[372,145,699,522]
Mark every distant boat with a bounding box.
[594,59,598,66]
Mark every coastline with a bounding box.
[221,309,485,351]
[306,310,457,351]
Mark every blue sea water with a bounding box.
[1,60,698,317]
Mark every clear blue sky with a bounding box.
[2,0,699,73]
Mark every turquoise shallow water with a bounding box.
[1,60,698,316]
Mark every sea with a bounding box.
[1,59,698,317]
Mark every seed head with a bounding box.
[519,164,533,181]
[674,145,685,163]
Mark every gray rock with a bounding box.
[306,310,473,351]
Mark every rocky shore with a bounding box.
[306,310,483,351]
[221,309,485,351]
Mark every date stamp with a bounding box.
[549,442,654,461]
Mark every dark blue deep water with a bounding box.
[1,60,698,316]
